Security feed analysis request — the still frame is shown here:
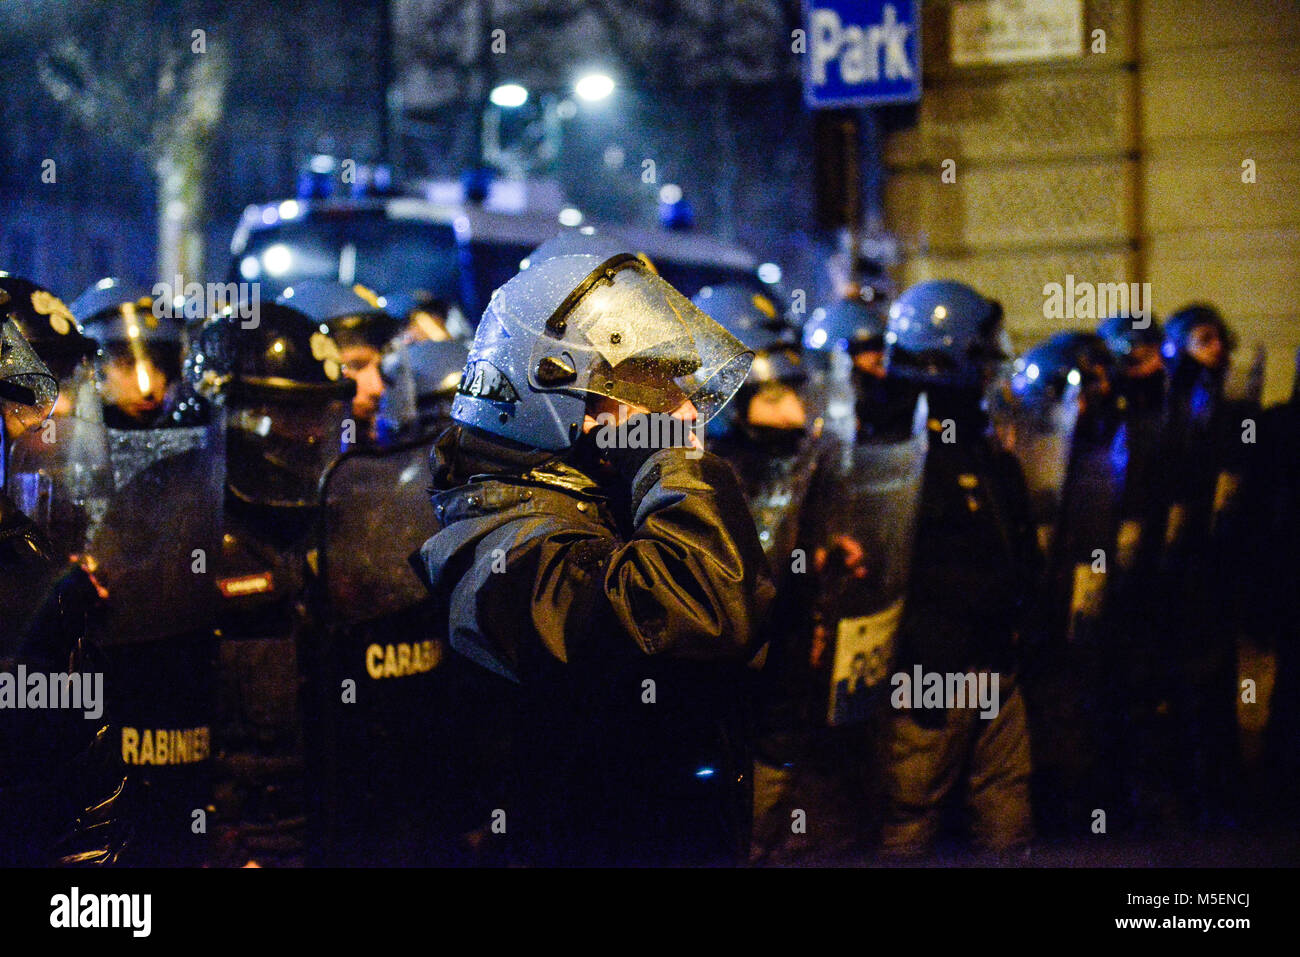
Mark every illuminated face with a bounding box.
[340,344,385,425]
[852,348,887,380]
[1124,343,1164,379]
[745,382,806,430]
[101,348,169,421]
[1186,323,1226,370]
[403,309,450,344]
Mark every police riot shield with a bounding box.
[88,419,226,643]
[813,395,928,727]
[1213,343,1267,530]
[988,381,1082,554]
[86,416,225,864]
[5,414,113,559]
[306,431,483,865]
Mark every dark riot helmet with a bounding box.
[693,284,803,387]
[1097,312,1163,366]
[280,280,400,352]
[1163,303,1235,363]
[451,253,752,452]
[217,296,357,508]
[884,279,1010,389]
[1001,331,1113,413]
[0,274,96,383]
[803,296,887,356]
[70,278,180,346]
[0,292,58,432]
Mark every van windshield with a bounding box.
[236,217,462,305]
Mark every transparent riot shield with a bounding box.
[988,381,1081,554]
[814,396,928,727]
[306,432,478,865]
[86,419,226,644]
[5,415,114,559]
[82,416,225,864]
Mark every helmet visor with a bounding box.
[0,317,58,431]
[227,396,349,507]
[530,257,752,424]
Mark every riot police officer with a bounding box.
[279,281,400,444]
[1096,313,1181,828]
[417,252,774,866]
[71,278,202,430]
[693,283,847,862]
[208,294,356,865]
[876,279,1038,859]
[1,300,131,866]
[1160,303,1253,827]
[993,331,1125,838]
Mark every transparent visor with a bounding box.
[528,260,753,423]
[227,397,350,507]
[0,318,58,431]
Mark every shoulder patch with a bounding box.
[458,359,520,403]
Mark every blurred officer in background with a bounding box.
[877,279,1038,859]
[71,278,203,430]
[1096,313,1182,830]
[1160,303,1259,829]
[417,252,773,865]
[997,332,1124,838]
[280,281,400,444]
[693,283,844,863]
[375,338,470,445]
[382,289,457,345]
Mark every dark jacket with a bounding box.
[896,398,1040,681]
[418,424,775,865]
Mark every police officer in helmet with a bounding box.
[0,273,97,430]
[878,279,1038,859]
[279,280,400,445]
[71,278,201,430]
[418,252,774,865]
[200,292,355,864]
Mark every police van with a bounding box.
[227,194,774,332]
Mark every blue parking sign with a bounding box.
[802,1,922,108]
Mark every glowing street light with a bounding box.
[490,83,529,108]
[574,73,615,102]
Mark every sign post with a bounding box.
[803,1,921,279]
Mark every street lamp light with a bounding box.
[574,73,615,102]
[490,83,529,108]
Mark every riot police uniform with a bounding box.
[208,293,358,865]
[417,252,774,866]
[1158,304,1255,827]
[1,292,132,866]
[994,332,1127,837]
[876,280,1038,858]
